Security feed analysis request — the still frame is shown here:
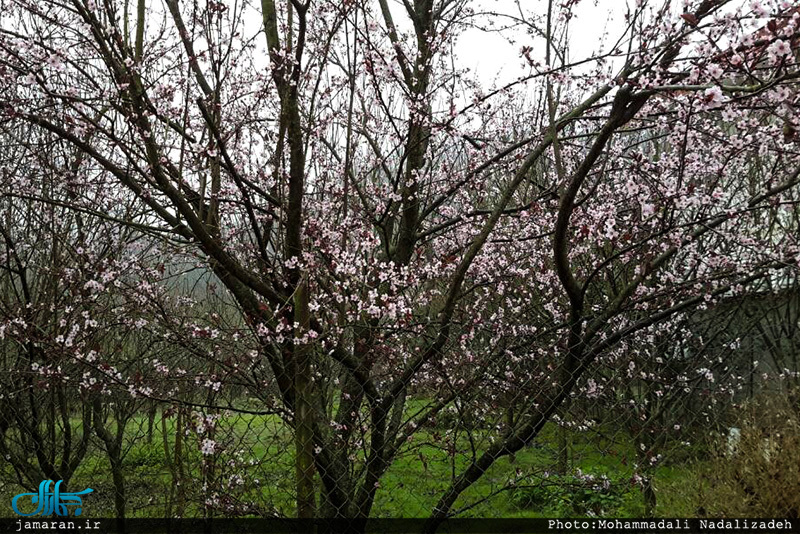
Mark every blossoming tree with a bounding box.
[0,0,798,525]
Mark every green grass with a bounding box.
[370,421,701,518]
[0,409,705,519]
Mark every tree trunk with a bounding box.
[91,398,126,523]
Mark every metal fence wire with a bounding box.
[0,0,799,528]
[1,279,798,521]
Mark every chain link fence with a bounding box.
[1,277,798,521]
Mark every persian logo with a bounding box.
[11,480,93,517]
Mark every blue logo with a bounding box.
[11,480,93,516]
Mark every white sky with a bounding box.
[453,0,631,86]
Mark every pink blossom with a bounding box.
[767,40,792,62]
[201,438,216,455]
[706,64,723,79]
[750,1,768,17]
[702,86,724,109]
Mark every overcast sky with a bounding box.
[453,0,631,87]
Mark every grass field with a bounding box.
[0,405,711,519]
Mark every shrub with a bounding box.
[511,482,555,510]
[700,391,800,518]
[512,471,627,516]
